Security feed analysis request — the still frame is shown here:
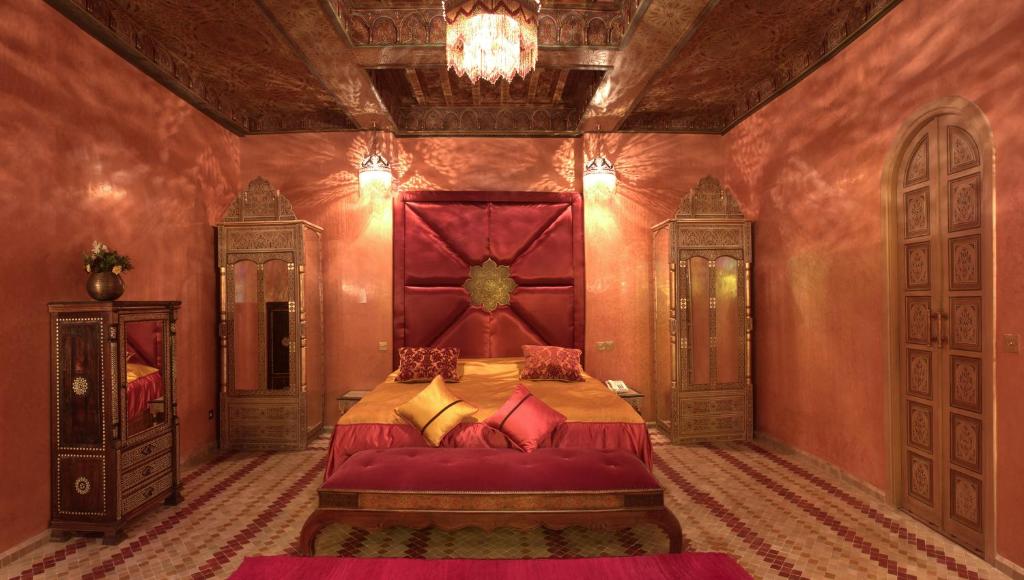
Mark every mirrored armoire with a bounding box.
[49,301,181,544]
[652,176,753,443]
[217,177,325,450]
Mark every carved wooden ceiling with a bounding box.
[45,0,901,136]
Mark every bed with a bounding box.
[323,190,652,478]
[325,358,652,477]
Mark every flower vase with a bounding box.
[86,271,125,301]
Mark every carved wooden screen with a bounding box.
[894,113,991,555]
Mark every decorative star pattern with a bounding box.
[463,258,518,312]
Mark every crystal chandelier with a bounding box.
[583,129,616,199]
[359,127,392,198]
[442,0,541,84]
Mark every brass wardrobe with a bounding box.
[652,176,753,443]
[217,177,325,450]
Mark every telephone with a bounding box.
[605,380,629,394]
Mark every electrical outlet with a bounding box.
[378,341,388,352]
[1003,333,1020,353]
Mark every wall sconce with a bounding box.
[359,126,392,198]
[583,127,616,199]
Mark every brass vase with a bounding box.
[86,271,125,301]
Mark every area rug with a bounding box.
[229,553,752,579]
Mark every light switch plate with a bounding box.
[596,341,615,351]
[378,341,388,352]
[1003,333,1019,353]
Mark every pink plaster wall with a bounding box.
[240,132,723,426]
[722,0,1024,565]
[0,1,240,554]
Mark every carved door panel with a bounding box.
[896,116,990,555]
[937,116,988,554]
[897,120,942,529]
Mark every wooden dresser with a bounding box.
[48,301,181,544]
[651,176,753,443]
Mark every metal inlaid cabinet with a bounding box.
[217,177,325,450]
[48,301,182,544]
[652,176,753,443]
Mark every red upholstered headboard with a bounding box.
[393,191,585,366]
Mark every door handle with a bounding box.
[929,312,940,347]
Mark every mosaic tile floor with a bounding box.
[1,432,1008,579]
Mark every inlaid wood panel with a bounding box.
[907,452,934,504]
[949,235,981,291]
[947,126,981,175]
[904,188,930,238]
[905,297,932,345]
[907,349,932,399]
[949,356,981,413]
[949,297,982,352]
[905,135,930,186]
[949,471,982,531]
[950,414,981,473]
[948,174,982,232]
[907,402,933,452]
[905,243,930,290]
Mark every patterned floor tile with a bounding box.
[0,436,1008,579]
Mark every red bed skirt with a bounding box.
[126,372,163,421]
[325,422,653,479]
[230,554,753,580]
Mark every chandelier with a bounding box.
[442,0,541,84]
[359,127,392,198]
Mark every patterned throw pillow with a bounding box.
[484,384,566,452]
[520,345,584,382]
[394,376,478,446]
[395,347,460,383]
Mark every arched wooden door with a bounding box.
[888,99,994,557]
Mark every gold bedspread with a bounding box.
[339,357,642,425]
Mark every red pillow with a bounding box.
[484,384,566,452]
[519,345,584,382]
[396,347,460,382]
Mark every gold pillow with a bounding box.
[394,376,477,446]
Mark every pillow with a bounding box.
[126,363,159,383]
[485,384,566,452]
[396,347,460,383]
[395,376,478,446]
[519,345,584,382]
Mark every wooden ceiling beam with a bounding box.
[256,0,395,130]
[353,46,616,70]
[578,0,715,132]
[404,69,426,104]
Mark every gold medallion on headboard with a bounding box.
[464,258,517,312]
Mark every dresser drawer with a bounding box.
[120,451,172,494]
[122,433,172,470]
[120,471,173,517]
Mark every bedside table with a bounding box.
[337,390,370,415]
[616,387,644,415]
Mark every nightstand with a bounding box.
[616,387,644,415]
[337,390,370,415]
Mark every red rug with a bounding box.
[229,554,752,579]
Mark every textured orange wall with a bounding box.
[0,1,240,554]
[240,132,723,426]
[722,0,1024,566]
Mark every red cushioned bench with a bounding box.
[299,447,682,555]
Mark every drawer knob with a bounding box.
[143,487,154,498]
[142,466,153,477]
[141,444,153,456]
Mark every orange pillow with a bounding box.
[394,376,477,446]
[519,345,584,382]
